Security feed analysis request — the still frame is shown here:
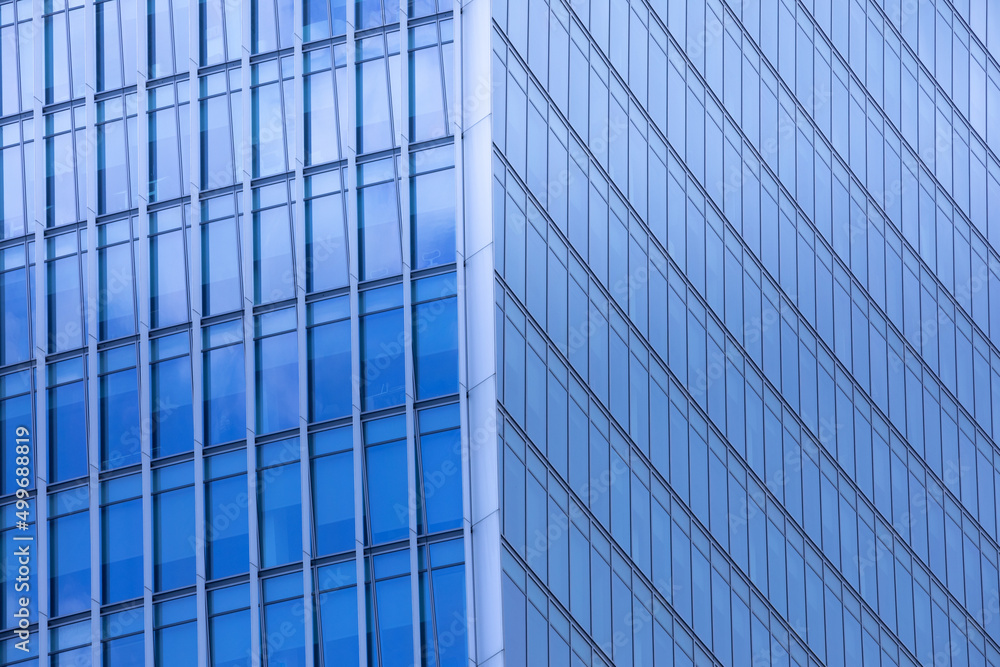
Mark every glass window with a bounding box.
[408,19,453,143]
[48,488,90,618]
[0,244,33,364]
[99,345,141,469]
[45,107,87,226]
[316,562,359,664]
[304,0,347,41]
[209,585,251,666]
[205,450,249,579]
[95,0,137,92]
[200,0,241,65]
[102,608,144,666]
[149,205,191,328]
[305,168,349,292]
[366,550,414,667]
[257,438,302,568]
[101,475,143,603]
[203,319,246,446]
[358,157,402,280]
[308,297,352,422]
[153,463,196,591]
[418,539,467,667]
[43,0,84,104]
[262,573,306,667]
[151,332,193,458]
[98,218,137,340]
[49,619,90,665]
[46,229,86,352]
[252,0,293,53]
[412,273,458,400]
[251,57,293,177]
[47,359,88,483]
[417,404,462,534]
[97,94,138,214]
[201,193,243,315]
[361,284,405,410]
[304,47,348,166]
[255,308,298,434]
[148,82,190,203]
[253,180,296,304]
[364,415,408,544]
[2,499,36,632]
[356,32,400,153]
[0,4,34,118]
[154,596,197,667]
[199,67,242,188]
[311,428,354,556]
[410,146,456,270]
[148,0,189,78]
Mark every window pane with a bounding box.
[419,428,461,533]
[154,487,196,591]
[410,168,455,270]
[413,297,458,400]
[358,181,401,280]
[206,474,249,579]
[256,331,298,434]
[100,368,140,469]
[50,512,90,617]
[204,344,246,446]
[202,216,243,315]
[150,231,189,328]
[48,381,88,483]
[102,498,143,603]
[318,586,358,664]
[309,319,351,422]
[361,308,405,410]
[313,450,354,555]
[365,440,408,544]
[257,460,301,568]
[151,356,193,457]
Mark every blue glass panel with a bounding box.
[319,586,359,664]
[154,487,195,591]
[309,319,352,422]
[361,308,405,410]
[257,459,302,568]
[365,439,408,544]
[49,512,90,617]
[102,497,143,603]
[204,344,246,446]
[256,331,298,434]
[206,474,250,580]
[419,428,462,533]
[313,450,354,555]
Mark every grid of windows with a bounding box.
[2,0,465,664]
[491,0,1000,664]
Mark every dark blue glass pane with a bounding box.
[154,487,196,591]
[156,622,197,667]
[102,499,143,603]
[103,634,144,666]
[366,440,408,544]
[264,598,307,667]
[431,564,467,667]
[152,356,193,457]
[1,269,31,365]
[206,475,250,579]
[313,451,354,555]
[361,309,405,410]
[258,462,301,568]
[309,319,352,422]
[419,429,462,533]
[256,332,298,434]
[375,577,413,667]
[100,369,140,468]
[413,298,458,400]
[205,345,246,445]
[50,512,90,617]
[48,383,87,482]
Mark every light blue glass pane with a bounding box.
[264,598,306,667]
[319,587,358,663]
[358,181,402,280]
[306,192,349,291]
[411,168,456,270]
[431,564,467,667]
[254,205,295,303]
[210,610,251,667]
[150,231,189,328]
[99,244,136,339]
[374,576,414,667]
[155,621,196,667]
[202,218,242,316]
[0,268,30,365]
[103,633,144,666]
[256,331,298,434]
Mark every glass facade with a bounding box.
[1,0,999,665]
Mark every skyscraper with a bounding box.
[2,0,1000,665]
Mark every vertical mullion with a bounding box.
[32,0,50,659]
[240,1,264,665]
[83,0,102,662]
[292,0,317,662]
[345,0,368,660]
[188,0,209,664]
[136,0,155,662]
